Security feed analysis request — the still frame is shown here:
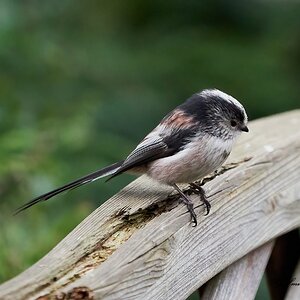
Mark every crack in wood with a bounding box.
[37,286,94,300]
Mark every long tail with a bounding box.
[14,161,124,214]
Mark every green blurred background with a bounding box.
[0,1,299,299]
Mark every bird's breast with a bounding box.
[147,135,234,184]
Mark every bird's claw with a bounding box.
[189,183,211,216]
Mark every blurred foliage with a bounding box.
[0,1,299,298]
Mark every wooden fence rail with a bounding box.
[0,110,300,300]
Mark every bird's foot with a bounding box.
[173,184,197,226]
[189,183,211,216]
[180,195,198,227]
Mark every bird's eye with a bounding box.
[230,120,237,127]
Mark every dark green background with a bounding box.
[1,1,299,299]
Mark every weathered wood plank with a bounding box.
[266,230,300,300]
[0,110,300,300]
[200,242,274,300]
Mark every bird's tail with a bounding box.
[14,161,124,214]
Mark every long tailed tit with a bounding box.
[15,89,249,226]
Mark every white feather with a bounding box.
[199,89,248,123]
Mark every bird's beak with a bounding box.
[240,124,249,132]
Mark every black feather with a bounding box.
[178,92,245,138]
[14,161,124,214]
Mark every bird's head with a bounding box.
[194,89,249,140]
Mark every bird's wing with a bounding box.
[107,133,169,180]
[107,125,197,180]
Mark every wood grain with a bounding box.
[200,242,274,300]
[0,110,300,300]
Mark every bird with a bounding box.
[15,89,249,226]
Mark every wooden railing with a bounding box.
[1,110,300,300]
